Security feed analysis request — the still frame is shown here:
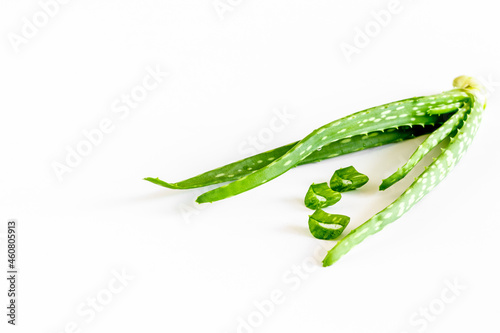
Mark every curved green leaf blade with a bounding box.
[304,183,341,210]
[145,124,441,190]
[196,92,470,203]
[308,209,350,240]
[329,166,369,192]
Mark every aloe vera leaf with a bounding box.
[304,183,342,210]
[145,123,442,190]
[308,209,350,240]
[196,92,469,203]
[329,166,369,192]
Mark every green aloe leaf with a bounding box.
[308,209,350,240]
[195,91,469,203]
[304,183,341,210]
[329,166,369,192]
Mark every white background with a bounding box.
[1,0,500,332]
